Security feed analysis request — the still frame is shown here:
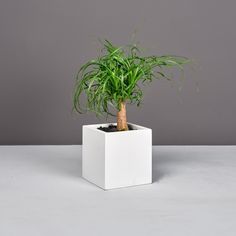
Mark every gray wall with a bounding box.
[0,0,236,145]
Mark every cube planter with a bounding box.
[82,123,152,190]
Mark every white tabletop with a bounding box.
[0,146,236,236]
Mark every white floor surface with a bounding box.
[0,145,236,236]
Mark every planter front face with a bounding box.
[82,123,152,190]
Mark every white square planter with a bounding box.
[82,123,152,190]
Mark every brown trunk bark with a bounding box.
[117,101,128,131]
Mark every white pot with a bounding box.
[82,123,152,190]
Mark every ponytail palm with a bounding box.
[73,40,190,131]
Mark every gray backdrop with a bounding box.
[0,0,236,145]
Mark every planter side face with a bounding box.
[105,129,152,189]
[82,123,152,190]
[82,126,105,189]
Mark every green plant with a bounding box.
[73,40,190,131]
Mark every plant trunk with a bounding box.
[117,101,128,131]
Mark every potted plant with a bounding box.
[73,40,189,190]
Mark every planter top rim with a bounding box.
[83,123,151,134]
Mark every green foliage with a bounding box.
[73,40,190,116]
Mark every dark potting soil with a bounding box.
[97,124,134,132]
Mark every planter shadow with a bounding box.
[152,147,205,182]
